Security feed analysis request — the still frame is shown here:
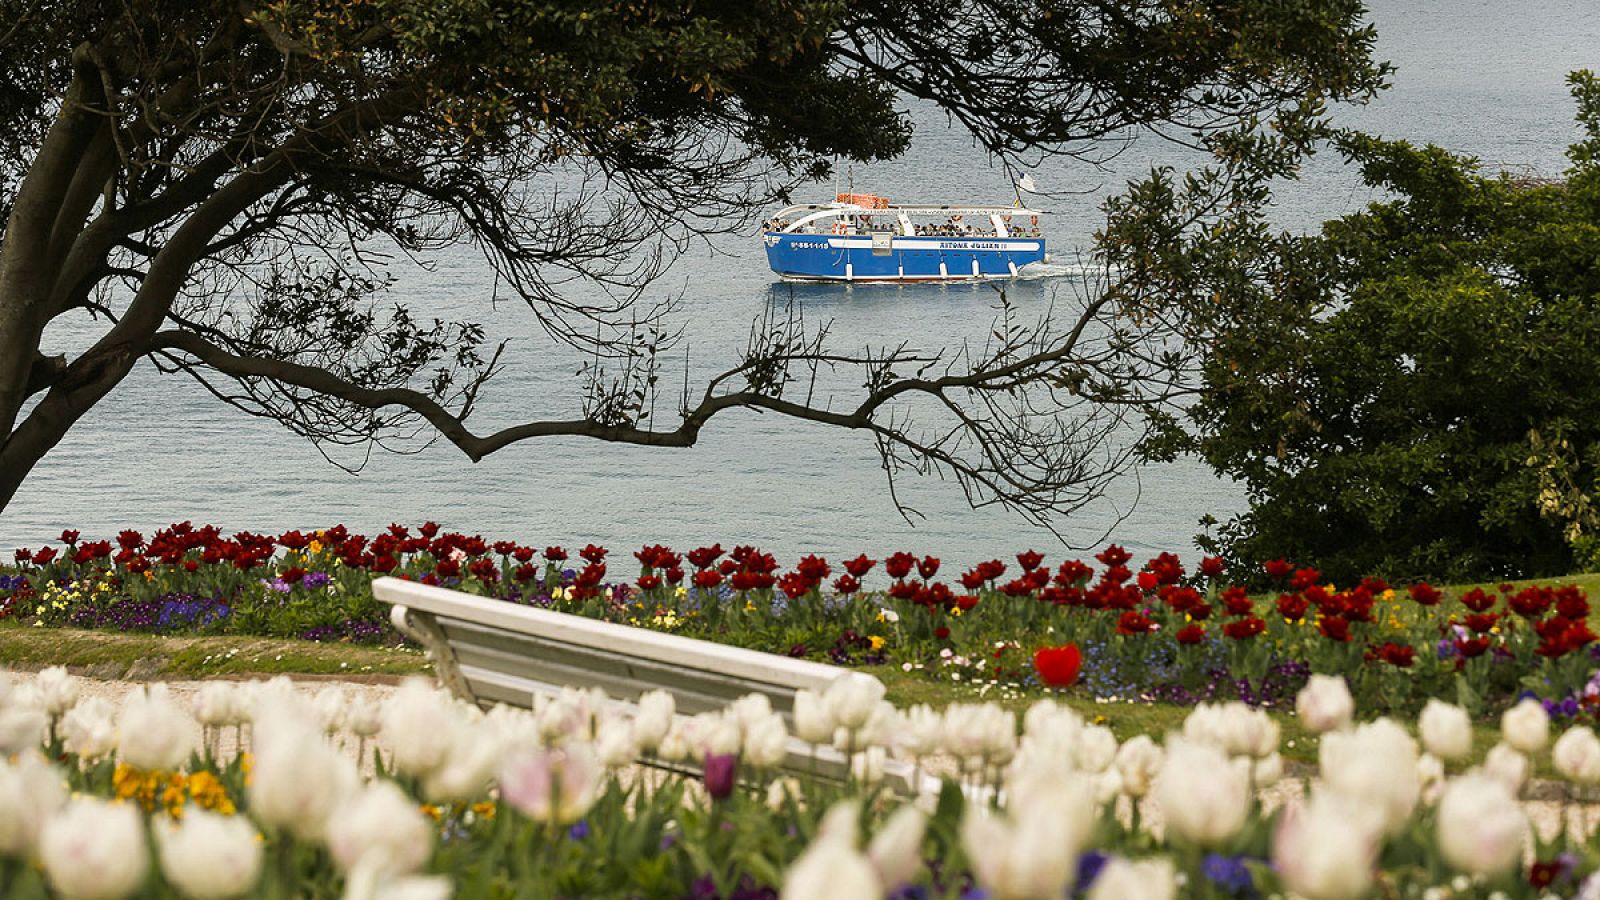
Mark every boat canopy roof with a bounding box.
[771,202,1044,219]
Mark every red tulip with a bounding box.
[884,552,916,580]
[1198,556,1225,578]
[1318,615,1351,642]
[1408,582,1442,607]
[1175,624,1207,644]
[1263,559,1294,580]
[1095,545,1131,567]
[1222,617,1266,640]
[842,554,875,578]
[1375,642,1415,668]
[1016,550,1044,571]
[1033,644,1082,688]
[687,544,725,569]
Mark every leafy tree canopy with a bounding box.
[0,0,1386,524]
[1134,72,1600,583]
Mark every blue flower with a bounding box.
[567,820,590,841]
[1074,850,1109,893]
[1201,853,1259,897]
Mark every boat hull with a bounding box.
[763,232,1046,282]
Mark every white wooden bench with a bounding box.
[371,576,933,796]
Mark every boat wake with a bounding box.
[1014,260,1116,280]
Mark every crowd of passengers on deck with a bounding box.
[764,215,1041,238]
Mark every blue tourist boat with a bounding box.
[762,193,1047,282]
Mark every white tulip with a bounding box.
[422,722,504,804]
[1221,704,1280,758]
[816,799,861,846]
[729,693,773,732]
[1254,752,1284,789]
[698,713,742,757]
[851,746,887,785]
[382,679,461,777]
[944,703,1016,769]
[345,692,385,739]
[656,724,690,762]
[342,852,455,900]
[1022,700,1083,740]
[1296,675,1355,733]
[498,743,601,825]
[327,780,435,876]
[40,797,149,900]
[1319,718,1420,835]
[248,715,358,841]
[192,683,243,729]
[1502,699,1550,754]
[0,750,68,857]
[1075,725,1118,773]
[1155,739,1250,848]
[1019,705,1082,764]
[1273,792,1378,900]
[60,696,118,760]
[853,701,899,750]
[825,673,886,731]
[1419,700,1473,762]
[155,809,263,900]
[313,686,348,734]
[593,717,638,770]
[1482,742,1529,793]
[1087,856,1175,900]
[743,714,790,769]
[34,666,81,716]
[1181,703,1229,749]
[631,690,675,752]
[241,677,309,723]
[1553,726,1600,784]
[1437,773,1528,878]
[781,831,880,900]
[765,776,804,811]
[792,689,835,745]
[1114,735,1163,799]
[867,805,926,890]
[893,704,944,760]
[1417,754,1447,797]
[961,803,1080,899]
[1093,769,1124,804]
[1007,758,1097,843]
[978,705,1019,766]
[0,704,47,754]
[118,684,196,772]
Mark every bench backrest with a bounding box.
[370,576,851,722]
[370,577,937,797]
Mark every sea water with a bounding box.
[3,0,1596,565]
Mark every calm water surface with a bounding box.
[4,1,1597,563]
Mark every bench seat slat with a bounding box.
[447,630,780,718]
[372,577,843,693]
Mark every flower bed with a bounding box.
[3,666,1600,899]
[5,524,1600,718]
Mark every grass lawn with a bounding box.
[0,618,431,679]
